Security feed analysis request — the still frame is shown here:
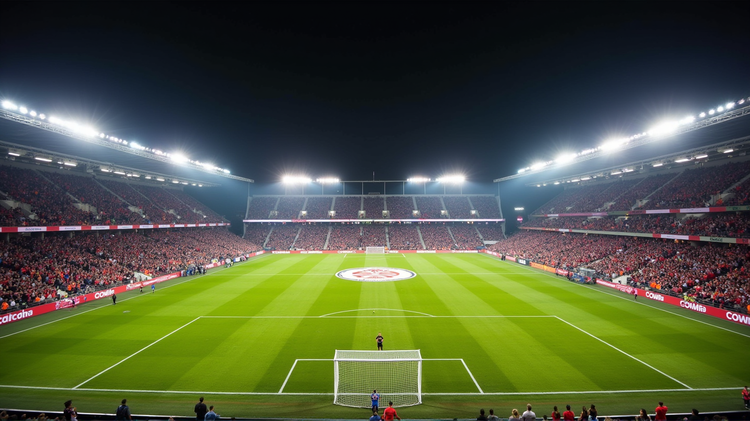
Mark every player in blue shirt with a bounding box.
[371,390,380,412]
[152,283,156,293]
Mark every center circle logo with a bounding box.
[336,267,417,282]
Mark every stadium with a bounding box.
[1,3,750,421]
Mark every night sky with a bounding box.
[1,2,749,186]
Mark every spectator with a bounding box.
[654,402,667,421]
[522,404,536,421]
[477,409,487,421]
[204,405,219,421]
[509,409,521,421]
[115,399,131,421]
[195,397,208,421]
[488,409,499,421]
[551,406,561,421]
[636,408,651,421]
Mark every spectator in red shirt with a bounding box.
[383,401,400,421]
[743,386,749,409]
[562,405,575,421]
[654,402,668,421]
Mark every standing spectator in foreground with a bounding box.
[654,402,668,421]
[588,404,598,421]
[63,400,77,421]
[369,410,381,421]
[383,401,400,421]
[509,409,521,421]
[112,293,117,305]
[488,409,499,421]
[116,399,131,421]
[689,409,701,421]
[204,405,219,421]
[636,408,651,421]
[743,386,750,409]
[195,396,208,421]
[521,404,536,421]
[578,406,588,421]
[550,406,561,421]
[477,408,487,421]
[562,405,575,421]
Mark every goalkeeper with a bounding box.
[376,332,384,350]
[371,390,380,412]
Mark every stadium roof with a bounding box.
[0,113,253,186]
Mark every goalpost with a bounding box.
[366,246,386,254]
[333,350,422,408]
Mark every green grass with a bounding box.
[1,253,749,419]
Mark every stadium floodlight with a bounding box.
[571,179,580,182]
[720,148,734,154]
[652,162,664,167]
[600,138,626,152]
[172,180,180,184]
[699,112,706,118]
[611,170,623,175]
[514,207,524,211]
[727,102,735,109]
[170,152,188,164]
[38,113,45,119]
[647,121,679,137]
[580,176,591,180]
[198,184,203,187]
[407,177,431,182]
[223,169,230,174]
[717,106,724,112]
[282,175,312,184]
[709,109,716,115]
[555,152,578,164]
[316,177,340,184]
[517,168,528,174]
[19,106,28,114]
[674,157,691,163]
[1,100,18,110]
[695,154,708,159]
[529,162,547,170]
[34,156,52,163]
[436,174,466,183]
[156,177,165,181]
[114,171,126,175]
[29,110,37,117]
[554,181,560,185]
[63,160,77,167]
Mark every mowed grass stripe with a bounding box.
[482,257,750,388]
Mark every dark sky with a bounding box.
[1,2,749,184]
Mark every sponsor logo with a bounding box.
[158,224,171,228]
[726,312,750,326]
[91,225,110,230]
[272,251,290,254]
[417,250,436,253]
[0,309,34,325]
[336,267,417,282]
[337,250,355,254]
[18,227,45,232]
[126,283,142,290]
[117,225,133,230]
[645,291,664,301]
[59,226,82,231]
[94,289,115,299]
[139,225,154,229]
[517,258,528,265]
[680,301,706,313]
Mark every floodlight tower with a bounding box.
[282,175,312,195]
[436,174,466,194]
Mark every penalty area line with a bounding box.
[554,316,692,389]
[278,358,332,393]
[72,317,201,389]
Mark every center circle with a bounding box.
[335,267,417,282]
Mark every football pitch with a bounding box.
[1,253,748,419]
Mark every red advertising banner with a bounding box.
[0,223,230,233]
[596,279,750,327]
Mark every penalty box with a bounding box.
[73,315,686,394]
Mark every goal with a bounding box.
[366,246,386,254]
[333,349,422,408]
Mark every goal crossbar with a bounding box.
[333,349,422,408]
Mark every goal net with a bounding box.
[366,246,386,254]
[333,349,422,408]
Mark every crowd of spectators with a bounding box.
[326,224,361,250]
[333,197,361,218]
[96,178,171,223]
[449,224,483,249]
[169,189,226,221]
[0,228,260,312]
[524,212,750,238]
[724,176,750,206]
[644,161,750,209]
[304,197,332,219]
[568,179,640,212]
[129,184,196,222]
[443,196,472,218]
[534,183,610,215]
[293,224,329,250]
[415,196,444,218]
[491,230,750,312]
[243,224,272,246]
[0,166,94,226]
[470,196,501,218]
[363,196,385,219]
[387,224,421,250]
[265,224,299,249]
[274,197,305,219]
[476,223,505,241]
[247,197,277,219]
[361,225,386,247]
[608,173,677,211]
[386,196,415,219]
[419,225,454,250]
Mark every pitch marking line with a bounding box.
[320,308,436,317]
[482,254,750,338]
[72,317,201,389]
[554,316,691,389]
[200,315,554,319]
[278,358,483,394]
[0,384,739,396]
